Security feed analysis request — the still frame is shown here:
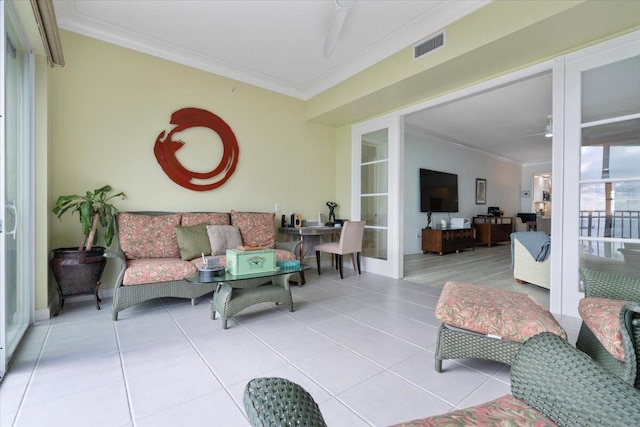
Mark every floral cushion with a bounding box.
[435,281,567,343]
[181,212,230,227]
[230,211,276,248]
[390,395,557,427]
[275,249,296,261]
[578,297,627,361]
[118,213,181,259]
[123,258,197,286]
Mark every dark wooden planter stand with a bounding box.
[49,247,107,316]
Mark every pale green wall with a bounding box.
[36,2,640,314]
[42,31,336,310]
[334,125,352,218]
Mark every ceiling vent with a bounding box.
[413,31,445,61]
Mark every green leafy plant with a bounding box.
[52,185,125,250]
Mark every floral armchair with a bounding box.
[576,268,640,388]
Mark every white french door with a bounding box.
[352,116,403,278]
[560,30,640,316]
[1,2,34,380]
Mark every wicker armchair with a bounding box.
[576,268,640,388]
[244,333,640,426]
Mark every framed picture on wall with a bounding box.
[476,178,486,204]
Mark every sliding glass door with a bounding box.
[561,31,640,316]
[1,3,34,380]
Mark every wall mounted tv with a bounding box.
[419,168,459,213]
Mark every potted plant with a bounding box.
[50,185,125,315]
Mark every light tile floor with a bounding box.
[1,259,581,427]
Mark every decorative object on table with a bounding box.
[476,178,486,204]
[197,253,225,281]
[154,107,239,191]
[50,185,125,315]
[325,201,337,226]
[226,248,277,275]
[426,210,432,229]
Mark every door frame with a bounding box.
[561,29,640,317]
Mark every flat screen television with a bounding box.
[420,168,459,213]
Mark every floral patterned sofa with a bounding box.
[107,211,298,320]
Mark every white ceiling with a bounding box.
[52,0,488,100]
[52,0,552,164]
[406,72,553,164]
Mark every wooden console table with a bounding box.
[422,227,475,255]
[472,216,514,247]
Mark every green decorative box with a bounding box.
[225,248,277,276]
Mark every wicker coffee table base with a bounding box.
[211,273,295,329]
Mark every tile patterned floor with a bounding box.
[1,254,581,426]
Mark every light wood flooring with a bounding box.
[403,242,550,309]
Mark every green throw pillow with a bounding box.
[174,223,211,261]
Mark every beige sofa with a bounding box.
[108,211,298,320]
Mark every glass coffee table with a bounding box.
[187,265,310,329]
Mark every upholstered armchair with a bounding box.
[511,231,551,289]
[315,220,365,279]
[576,268,640,388]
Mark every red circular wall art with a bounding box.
[154,107,239,191]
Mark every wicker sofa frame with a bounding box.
[244,333,640,426]
[576,268,640,388]
[107,211,299,321]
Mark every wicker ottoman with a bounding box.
[434,281,566,372]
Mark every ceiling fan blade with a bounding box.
[323,0,357,58]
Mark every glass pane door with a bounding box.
[578,56,640,280]
[1,6,32,380]
[361,129,388,260]
[352,117,402,279]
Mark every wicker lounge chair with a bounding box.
[576,268,640,388]
[244,333,640,426]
